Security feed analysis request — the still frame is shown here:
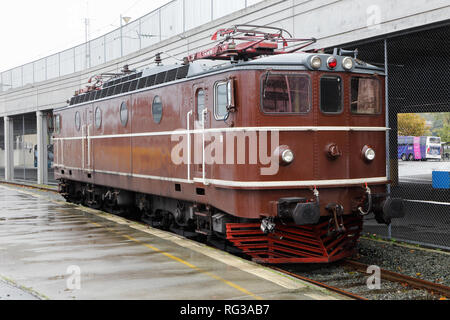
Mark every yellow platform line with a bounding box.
[87,220,263,300]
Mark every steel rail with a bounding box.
[342,260,450,298]
[268,266,368,300]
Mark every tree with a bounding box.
[437,124,450,143]
[398,113,431,137]
[436,113,450,126]
[429,113,450,136]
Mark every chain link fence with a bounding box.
[340,24,450,250]
[0,118,4,179]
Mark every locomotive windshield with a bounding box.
[320,76,342,113]
[351,77,381,114]
[262,74,311,113]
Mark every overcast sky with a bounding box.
[0,0,171,72]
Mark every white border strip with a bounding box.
[193,177,389,188]
[53,126,390,141]
[54,165,387,188]
[93,169,194,184]
[54,166,193,184]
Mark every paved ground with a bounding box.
[0,184,344,300]
[0,279,39,300]
[399,160,449,184]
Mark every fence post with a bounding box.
[384,38,392,240]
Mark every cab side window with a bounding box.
[350,77,381,114]
[196,89,205,122]
[214,81,229,120]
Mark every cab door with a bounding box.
[82,105,94,171]
[316,74,349,180]
[192,84,209,183]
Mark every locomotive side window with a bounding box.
[75,111,81,131]
[262,74,311,113]
[120,102,128,127]
[95,107,102,129]
[137,77,147,90]
[114,84,123,95]
[320,76,342,114]
[152,96,163,124]
[130,79,139,92]
[214,82,229,120]
[196,89,205,122]
[94,90,102,100]
[350,77,381,114]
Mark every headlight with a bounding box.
[282,149,295,164]
[276,145,295,166]
[310,56,322,69]
[342,57,354,70]
[364,148,376,161]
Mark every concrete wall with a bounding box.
[1,0,449,117]
[0,150,4,168]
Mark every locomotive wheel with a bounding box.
[401,154,407,161]
[408,154,414,161]
[72,191,84,205]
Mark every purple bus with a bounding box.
[398,136,442,161]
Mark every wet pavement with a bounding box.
[399,161,449,184]
[0,279,39,300]
[0,184,345,300]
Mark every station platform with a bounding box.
[0,184,346,300]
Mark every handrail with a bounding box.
[187,110,193,182]
[202,108,209,185]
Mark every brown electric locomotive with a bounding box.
[54,26,405,263]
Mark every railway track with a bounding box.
[2,182,449,300]
[269,265,368,300]
[274,260,449,300]
[341,260,450,299]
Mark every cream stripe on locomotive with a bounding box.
[53,126,390,141]
[52,164,388,188]
[193,177,389,188]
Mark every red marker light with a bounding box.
[327,57,337,69]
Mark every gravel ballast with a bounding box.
[356,237,449,287]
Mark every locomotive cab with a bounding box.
[195,51,405,229]
[248,53,406,227]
